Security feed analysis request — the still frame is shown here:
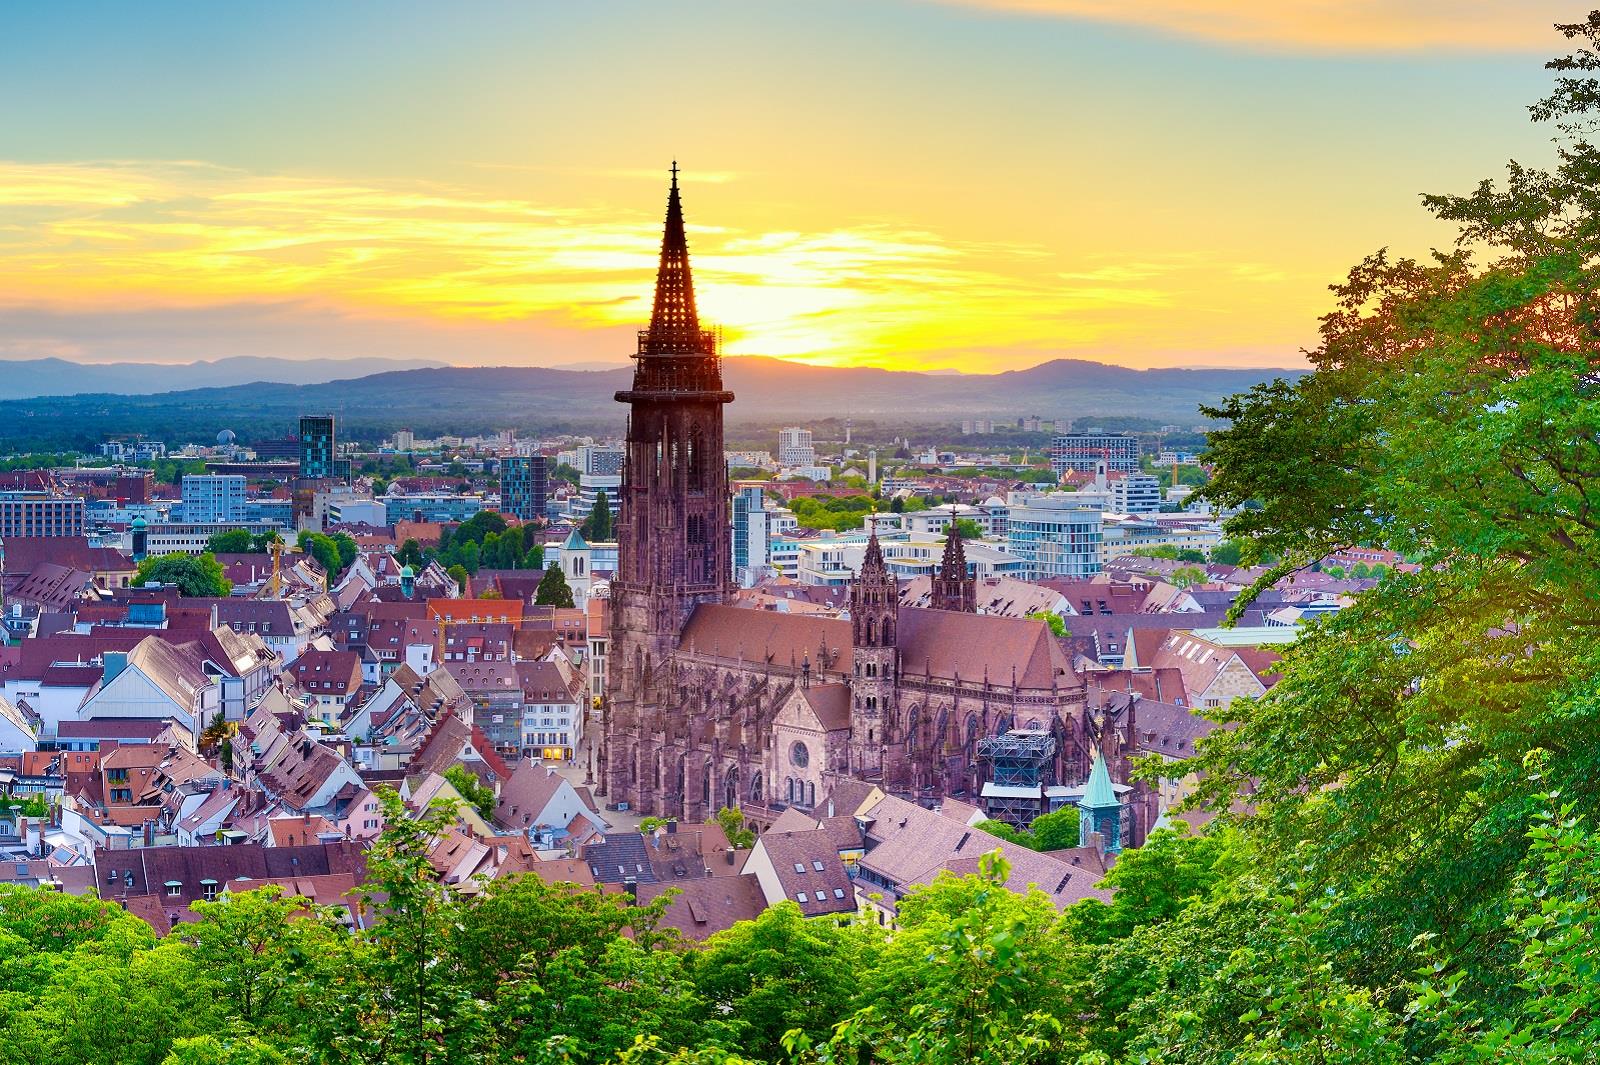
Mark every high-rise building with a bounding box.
[731,482,771,586]
[0,493,85,538]
[180,474,247,524]
[501,455,550,522]
[777,426,815,467]
[298,415,336,480]
[1049,432,1140,475]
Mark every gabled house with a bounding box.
[76,637,220,749]
[288,649,364,723]
[497,762,608,846]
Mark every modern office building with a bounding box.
[298,415,336,480]
[179,474,247,524]
[136,521,285,556]
[731,482,772,586]
[1048,432,1140,475]
[501,455,550,522]
[1004,490,1105,578]
[383,494,485,525]
[575,444,625,478]
[0,493,86,538]
[777,426,815,467]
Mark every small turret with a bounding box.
[1076,749,1124,854]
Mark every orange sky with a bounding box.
[0,2,1569,373]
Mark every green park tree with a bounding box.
[206,529,253,554]
[535,565,575,608]
[132,553,232,597]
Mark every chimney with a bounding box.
[666,820,677,834]
[725,847,735,866]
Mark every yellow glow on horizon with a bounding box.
[0,159,1326,371]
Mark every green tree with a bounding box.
[688,903,871,1062]
[187,885,340,1034]
[206,529,253,554]
[162,1036,287,1065]
[295,531,341,579]
[132,553,232,597]
[1025,807,1079,851]
[951,517,982,539]
[535,565,575,608]
[446,564,469,589]
[345,788,486,1065]
[330,532,359,571]
[582,491,613,541]
[1176,13,1600,1031]
[1170,564,1206,588]
[395,539,425,567]
[1026,610,1067,638]
[1208,538,1245,566]
[713,807,755,849]
[811,852,1081,1064]
[443,765,497,822]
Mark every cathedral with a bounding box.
[602,170,1148,842]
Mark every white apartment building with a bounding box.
[778,426,816,467]
[1107,472,1163,515]
[1004,490,1105,578]
[795,531,1026,587]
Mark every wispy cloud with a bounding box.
[930,0,1571,52]
[0,159,1312,371]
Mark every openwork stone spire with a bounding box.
[931,509,977,613]
[642,161,707,356]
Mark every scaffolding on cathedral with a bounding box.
[976,729,1057,829]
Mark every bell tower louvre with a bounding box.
[605,165,734,809]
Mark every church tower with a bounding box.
[930,520,977,613]
[606,166,734,809]
[849,530,899,779]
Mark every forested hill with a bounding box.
[0,356,1300,448]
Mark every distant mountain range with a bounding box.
[0,356,447,399]
[0,356,1305,450]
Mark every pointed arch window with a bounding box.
[687,424,706,491]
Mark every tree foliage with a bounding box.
[535,565,575,608]
[132,553,232,597]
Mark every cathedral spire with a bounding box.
[642,161,706,355]
[862,525,886,576]
[931,508,976,613]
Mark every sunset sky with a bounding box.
[0,1,1575,372]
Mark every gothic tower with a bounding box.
[605,166,734,809]
[849,530,899,780]
[930,521,977,613]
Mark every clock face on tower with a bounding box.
[790,741,810,768]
